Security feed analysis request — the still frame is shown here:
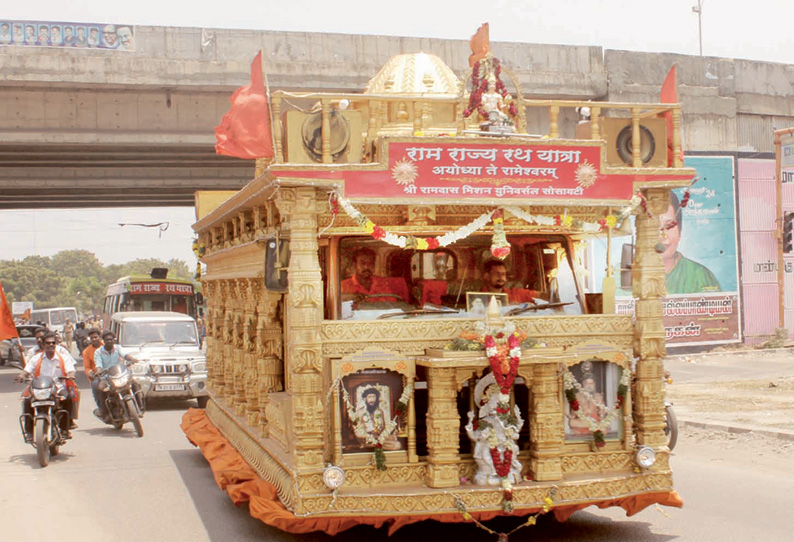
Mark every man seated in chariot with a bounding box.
[476,260,539,304]
[341,248,410,308]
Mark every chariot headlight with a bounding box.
[32,387,51,400]
[177,364,188,373]
[151,365,162,374]
[322,465,345,489]
[636,446,656,469]
[130,363,147,375]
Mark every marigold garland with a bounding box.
[335,193,493,250]
[332,193,644,252]
[485,332,521,394]
[464,55,518,121]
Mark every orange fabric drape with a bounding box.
[0,281,18,342]
[181,408,682,536]
[214,50,274,159]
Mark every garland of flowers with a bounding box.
[463,55,518,120]
[504,192,643,234]
[333,192,647,254]
[485,332,521,394]
[454,494,555,541]
[490,209,510,259]
[563,366,630,448]
[335,192,494,250]
[192,238,206,279]
[341,382,414,470]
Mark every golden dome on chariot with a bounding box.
[364,52,461,96]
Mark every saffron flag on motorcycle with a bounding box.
[0,281,19,342]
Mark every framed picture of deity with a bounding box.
[332,349,416,466]
[466,292,508,316]
[562,359,625,443]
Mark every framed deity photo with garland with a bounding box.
[332,349,416,468]
[563,359,624,443]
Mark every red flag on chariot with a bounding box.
[660,64,681,166]
[214,51,274,159]
[468,23,490,68]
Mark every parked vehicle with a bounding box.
[29,307,78,335]
[108,311,208,408]
[94,362,144,437]
[1,324,44,365]
[14,365,73,467]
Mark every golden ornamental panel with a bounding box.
[292,470,674,516]
[321,315,633,356]
[561,452,633,474]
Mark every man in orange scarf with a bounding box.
[17,331,78,439]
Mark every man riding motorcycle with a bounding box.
[91,330,141,420]
[15,331,78,439]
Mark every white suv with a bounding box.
[109,311,209,408]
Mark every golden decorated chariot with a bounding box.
[184,24,690,538]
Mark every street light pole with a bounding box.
[692,0,705,56]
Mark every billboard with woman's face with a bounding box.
[592,155,741,346]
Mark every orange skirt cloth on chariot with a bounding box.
[181,408,682,536]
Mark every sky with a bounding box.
[1,0,793,266]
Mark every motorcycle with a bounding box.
[14,364,73,467]
[94,362,144,437]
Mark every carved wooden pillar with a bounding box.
[529,362,564,480]
[203,280,219,391]
[222,281,236,407]
[257,294,283,437]
[425,366,460,488]
[232,281,247,415]
[278,187,325,469]
[214,280,230,396]
[632,188,668,447]
[243,278,262,426]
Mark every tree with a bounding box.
[0,252,194,316]
[51,250,105,280]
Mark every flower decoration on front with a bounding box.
[574,160,598,188]
[446,320,542,352]
[563,365,630,448]
[485,332,521,394]
[391,158,418,186]
[336,193,494,250]
[341,382,414,470]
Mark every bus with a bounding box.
[29,307,79,335]
[104,268,201,322]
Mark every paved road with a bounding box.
[2,364,792,541]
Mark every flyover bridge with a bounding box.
[0,25,608,209]
[1,24,789,209]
